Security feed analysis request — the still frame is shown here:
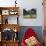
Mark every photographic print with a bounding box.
[23,8,37,19]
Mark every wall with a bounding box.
[8,16,17,24]
[0,0,15,7]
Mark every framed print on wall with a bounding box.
[2,10,9,15]
[23,8,37,19]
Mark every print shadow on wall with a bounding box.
[23,8,37,19]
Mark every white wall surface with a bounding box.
[8,16,17,24]
[0,0,44,26]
